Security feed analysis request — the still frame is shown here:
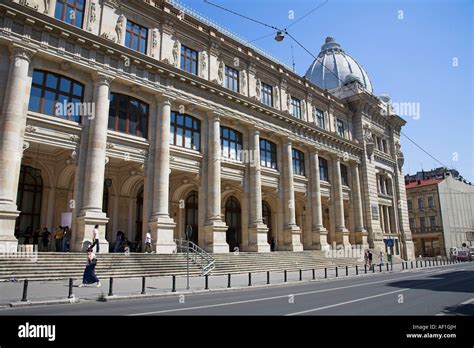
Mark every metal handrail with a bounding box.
[174,239,216,275]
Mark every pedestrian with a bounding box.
[270,237,275,252]
[62,226,71,252]
[145,231,152,253]
[41,227,50,252]
[364,250,369,267]
[79,247,101,287]
[368,250,373,269]
[32,229,40,248]
[114,231,124,252]
[90,225,100,253]
[379,251,384,266]
[23,226,32,245]
[54,226,64,252]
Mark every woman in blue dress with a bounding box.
[79,247,101,287]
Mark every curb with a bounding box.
[9,297,81,307]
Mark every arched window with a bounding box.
[260,138,277,169]
[16,165,43,240]
[221,126,243,161]
[170,111,201,151]
[319,157,329,182]
[292,148,305,176]
[340,163,348,186]
[28,70,84,122]
[108,93,149,138]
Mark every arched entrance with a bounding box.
[262,201,273,243]
[15,165,43,243]
[185,191,199,244]
[225,196,241,251]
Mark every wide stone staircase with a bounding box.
[0,251,364,282]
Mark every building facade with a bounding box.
[0,0,414,258]
[406,173,474,256]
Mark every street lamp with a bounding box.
[274,31,285,42]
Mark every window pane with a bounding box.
[43,90,56,115]
[118,111,127,132]
[193,132,200,150]
[28,86,42,112]
[46,74,58,89]
[32,70,44,85]
[59,78,71,93]
[55,93,69,118]
[176,127,183,146]
[185,116,192,128]
[185,129,192,148]
[177,114,184,125]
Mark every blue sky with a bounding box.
[176,0,473,181]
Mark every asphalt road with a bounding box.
[1,262,473,315]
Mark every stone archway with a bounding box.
[225,196,241,251]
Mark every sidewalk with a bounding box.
[0,262,418,306]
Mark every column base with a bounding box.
[73,212,109,253]
[247,224,270,252]
[355,229,369,249]
[335,227,351,249]
[0,207,19,253]
[310,226,329,251]
[279,225,303,251]
[148,216,177,254]
[203,220,229,253]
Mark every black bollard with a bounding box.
[335,267,338,277]
[141,277,146,294]
[68,278,74,299]
[379,264,382,272]
[345,265,349,276]
[21,280,29,302]
[284,270,287,282]
[205,274,209,290]
[267,271,270,285]
[312,269,315,280]
[248,273,252,287]
[324,268,327,279]
[364,264,367,274]
[386,263,389,272]
[356,265,359,275]
[108,278,114,296]
[299,269,302,281]
[172,275,176,292]
[228,274,231,288]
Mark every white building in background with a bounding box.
[0,0,414,259]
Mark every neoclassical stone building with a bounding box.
[0,0,415,258]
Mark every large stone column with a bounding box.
[280,140,303,251]
[148,97,176,253]
[309,151,329,250]
[352,162,368,248]
[74,73,113,253]
[332,155,350,248]
[248,127,270,252]
[0,44,36,253]
[203,113,228,253]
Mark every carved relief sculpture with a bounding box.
[151,29,159,57]
[43,0,50,14]
[172,39,179,67]
[255,77,261,100]
[217,59,224,84]
[200,51,207,78]
[115,14,126,44]
[88,0,97,31]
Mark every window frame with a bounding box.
[108,93,149,138]
[224,65,240,93]
[336,119,345,137]
[418,198,424,209]
[125,20,148,54]
[180,45,198,75]
[340,163,349,186]
[261,82,273,107]
[319,157,329,182]
[260,138,278,170]
[290,97,302,119]
[54,0,85,28]
[292,148,305,176]
[220,126,243,161]
[314,108,325,129]
[28,69,85,122]
[170,111,201,151]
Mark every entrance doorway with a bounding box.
[262,201,273,244]
[136,188,143,244]
[185,191,199,245]
[225,196,241,251]
[15,165,43,243]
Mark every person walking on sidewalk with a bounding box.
[79,247,101,287]
[368,250,373,269]
[90,225,100,253]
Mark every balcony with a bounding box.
[411,226,443,234]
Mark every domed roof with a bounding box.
[305,36,373,93]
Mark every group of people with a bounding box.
[18,225,71,252]
[364,250,386,269]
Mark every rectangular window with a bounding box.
[108,93,149,138]
[292,149,305,176]
[180,45,198,75]
[428,196,434,208]
[420,217,426,229]
[319,157,329,182]
[260,139,277,169]
[170,111,201,151]
[261,82,273,107]
[225,66,239,93]
[336,119,345,137]
[409,218,415,230]
[315,108,325,129]
[407,200,413,210]
[418,198,424,209]
[125,20,148,54]
[54,0,85,28]
[291,97,302,119]
[28,69,84,122]
[340,164,349,186]
[429,216,436,227]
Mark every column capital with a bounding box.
[156,93,173,105]
[10,44,36,62]
[92,72,114,86]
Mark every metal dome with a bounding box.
[305,36,373,93]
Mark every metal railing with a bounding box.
[174,239,215,275]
